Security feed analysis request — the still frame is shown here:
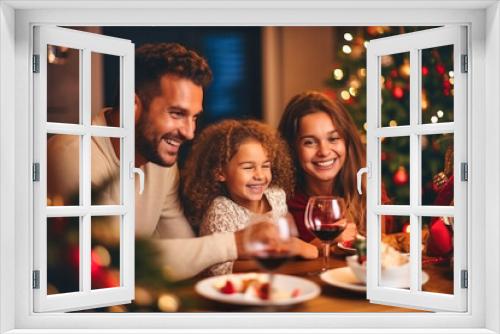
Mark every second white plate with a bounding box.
[320,267,429,292]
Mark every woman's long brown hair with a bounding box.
[278,91,367,234]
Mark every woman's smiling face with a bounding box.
[296,111,346,185]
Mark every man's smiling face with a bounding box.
[135,74,203,167]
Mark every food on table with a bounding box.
[379,242,409,269]
[381,229,429,254]
[214,273,301,301]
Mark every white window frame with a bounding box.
[0,1,499,333]
[33,26,136,312]
[365,26,468,312]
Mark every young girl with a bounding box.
[182,119,317,276]
[278,91,367,243]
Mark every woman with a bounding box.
[278,91,366,243]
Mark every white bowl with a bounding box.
[346,255,411,288]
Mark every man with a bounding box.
[48,43,316,281]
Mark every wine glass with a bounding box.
[244,214,296,303]
[305,196,347,273]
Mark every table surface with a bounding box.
[175,250,454,312]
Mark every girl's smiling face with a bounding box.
[218,139,272,211]
[296,111,346,186]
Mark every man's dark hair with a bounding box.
[126,43,212,111]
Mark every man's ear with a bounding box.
[134,94,142,124]
[215,168,226,182]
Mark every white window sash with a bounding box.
[366,25,468,312]
[32,26,135,312]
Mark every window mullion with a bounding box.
[81,48,92,293]
[409,48,421,292]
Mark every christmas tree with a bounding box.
[326,26,454,221]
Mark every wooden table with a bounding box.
[174,251,453,312]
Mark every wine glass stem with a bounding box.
[323,243,330,271]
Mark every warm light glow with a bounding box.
[333,68,344,80]
[449,78,454,85]
[342,45,352,54]
[92,245,111,267]
[340,90,351,100]
[358,68,366,77]
[379,76,385,85]
[349,87,357,96]
[422,98,428,110]
[364,41,369,48]
[158,294,179,312]
[350,79,361,89]
[404,224,411,233]
[363,122,368,131]
[389,120,398,127]
[437,110,444,118]
[431,116,438,123]
[449,70,454,78]
[344,32,353,41]
[135,286,154,306]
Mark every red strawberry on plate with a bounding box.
[220,280,236,294]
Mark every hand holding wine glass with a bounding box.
[305,196,346,273]
[244,214,296,302]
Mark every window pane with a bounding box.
[47,134,80,206]
[91,216,121,290]
[421,134,454,206]
[47,45,80,124]
[421,216,454,294]
[380,215,410,289]
[380,52,410,127]
[381,136,410,205]
[91,137,121,205]
[92,52,120,125]
[421,45,454,124]
[47,217,80,294]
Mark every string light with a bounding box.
[449,71,454,78]
[437,110,444,118]
[340,90,351,100]
[342,45,352,54]
[158,294,179,312]
[389,120,398,127]
[449,77,454,85]
[431,116,438,123]
[358,68,366,77]
[344,32,353,41]
[92,245,111,267]
[333,68,344,80]
[364,41,369,48]
[349,87,357,96]
[363,122,368,131]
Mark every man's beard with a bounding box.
[135,117,177,167]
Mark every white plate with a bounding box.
[320,267,429,292]
[195,273,321,306]
[337,241,356,253]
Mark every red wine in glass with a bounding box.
[310,224,346,242]
[254,251,290,271]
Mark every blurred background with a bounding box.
[46,26,454,311]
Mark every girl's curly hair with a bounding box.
[182,119,295,226]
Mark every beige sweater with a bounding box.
[47,110,237,281]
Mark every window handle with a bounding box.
[130,162,145,195]
[356,163,371,195]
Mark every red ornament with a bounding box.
[422,66,429,76]
[384,79,393,90]
[390,69,398,78]
[392,86,404,99]
[402,223,411,234]
[393,166,409,186]
[435,64,446,75]
[91,249,102,274]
